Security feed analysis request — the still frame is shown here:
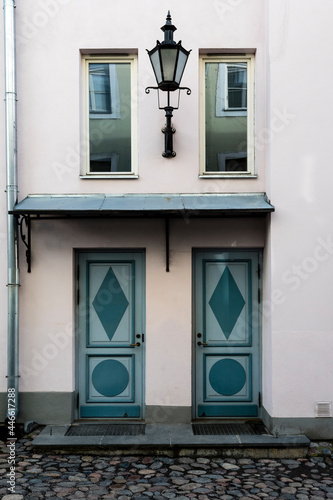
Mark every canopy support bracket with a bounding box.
[17,215,31,273]
[165,218,170,272]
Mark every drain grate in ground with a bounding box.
[192,422,267,436]
[66,424,146,437]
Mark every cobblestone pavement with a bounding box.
[0,429,332,500]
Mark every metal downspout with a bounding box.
[4,0,19,418]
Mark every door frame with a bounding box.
[74,249,146,420]
[192,248,263,420]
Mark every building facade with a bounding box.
[1,0,332,439]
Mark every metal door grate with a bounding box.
[66,424,146,437]
[192,422,267,436]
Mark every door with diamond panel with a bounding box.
[77,251,145,419]
[194,250,261,418]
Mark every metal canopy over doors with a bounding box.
[12,193,274,216]
[12,193,274,273]
[193,250,262,419]
[77,251,145,419]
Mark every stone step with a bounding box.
[32,424,310,459]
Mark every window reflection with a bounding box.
[205,62,248,172]
[89,64,112,114]
[88,62,131,173]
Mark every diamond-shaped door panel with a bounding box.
[208,266,245,339]
[92,267,129,341]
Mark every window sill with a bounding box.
[80,174,139,180]
[199,173,258,179]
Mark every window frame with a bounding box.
[81,54,138,179]
[199,54,255,178]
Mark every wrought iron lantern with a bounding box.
[146,12,191,157]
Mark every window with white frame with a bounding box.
[82,55,137,176]
[200,55,254,175]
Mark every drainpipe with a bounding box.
[4,0,19,418]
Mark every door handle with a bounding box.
[130,342,141,347]
[197,341,208,346]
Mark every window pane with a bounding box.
[227,64,247,108]
[205,62,247,172]
[89,62,131,173]
[89,64,111,114]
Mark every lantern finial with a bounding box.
[161,11,177,44]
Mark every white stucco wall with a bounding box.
[17,218,266,409]
[266,0,333,418]
[14,0,266,196]
[2,0,268,396]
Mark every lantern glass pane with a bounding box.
[174,50,188,85]
[160,47,178,82]
[150,49,162,85]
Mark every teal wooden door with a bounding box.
[77,251,145,419]
[194,250,261,418]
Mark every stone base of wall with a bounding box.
[145,405,192,424]
[262,406,333,440]
[0,392,75,425]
